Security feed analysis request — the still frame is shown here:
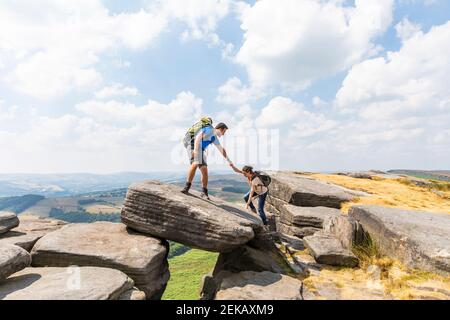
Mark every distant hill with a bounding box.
[0,172,185,197]
[0,194,45,213]
[388,170,450,182]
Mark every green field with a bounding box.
[163,249,219,300]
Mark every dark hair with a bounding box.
[242,165,254,174]
[215,123,228,130]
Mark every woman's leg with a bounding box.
[257,193,268,225]
[244,191,257,212]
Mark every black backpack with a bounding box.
[252,171,272,187]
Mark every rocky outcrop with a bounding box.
[121,181,261,252]
[199,228,300,299]
[0,215,67,251]
[323,214,366,250]
[0,212,19,234]
[0,267,135,300]
[349,205,450,275]
[303,234,358,268]
[280,205,340,228]
[276,205,340,244]
[269,172,357,208]
[214,271,307,300]
[31,222,169,299]
[277,223,320,238]
[0,245,31,282]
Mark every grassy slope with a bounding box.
[162,249,219,300]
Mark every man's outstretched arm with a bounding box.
[215,144,232,164]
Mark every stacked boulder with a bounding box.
[120,180,311,300]
[30,222,170,299]
[0,213,162,300]
[265,172,364,268]
[0,212,19,235]
[0,214,67,251]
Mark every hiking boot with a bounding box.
[201,187,211,200]
[181,182,192,194]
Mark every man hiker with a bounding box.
[230,164,271,226]
[182,117,232,200]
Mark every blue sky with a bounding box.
[0,0,449,173]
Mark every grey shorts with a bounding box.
[184,133,207,167]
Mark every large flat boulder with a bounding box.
[0,215,67,251]
[214,271,307,300]
[121,181,261,252]
[31,222,169,299]
[0,267,134,300]
[280,205,341,228]
[269,172,357,208]
[0,212,19,234]
[349,205,450,275]
[303,234,359,267]
[323,215,366,250]
[0,245,31,282]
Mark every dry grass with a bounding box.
[310,173,450,214]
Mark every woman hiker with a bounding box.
[230,164,270,227]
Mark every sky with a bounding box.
[0,0,449,174]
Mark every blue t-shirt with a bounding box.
[197,126,220,150]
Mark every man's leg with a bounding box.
[182,163,198,193]
[257,193,268,225]
[199,165,210,199]
[187,163,198,184]
[199,165,208,189]
[182,146,198,193]
[244,191,257,213]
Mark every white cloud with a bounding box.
[0,91,204,173]
[336,21,450,120]
[160,0,231,44]
[255,97,336,136]
[235,0,394,90]
[312,96,328,108]
[95,84,139,100]
[256,97,303,127]
[396,18,422,41]
[0,0,235,100]
[0,0,168,99]
[76,91,202,128]
[216,77,264,105]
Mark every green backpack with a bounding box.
[187,117,213,136]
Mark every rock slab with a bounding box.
[215,271,306,300]
[0,215,67,251]
[31,221,169,299]
[323,215,366,250]
[0,267,134,300]
[0,244,31,282]
[349,205,450,275]
[280,205,341,228]
[269,172,356,208]
[304,234,359,267]
[0,212,19,234]
[121,180,261,252]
